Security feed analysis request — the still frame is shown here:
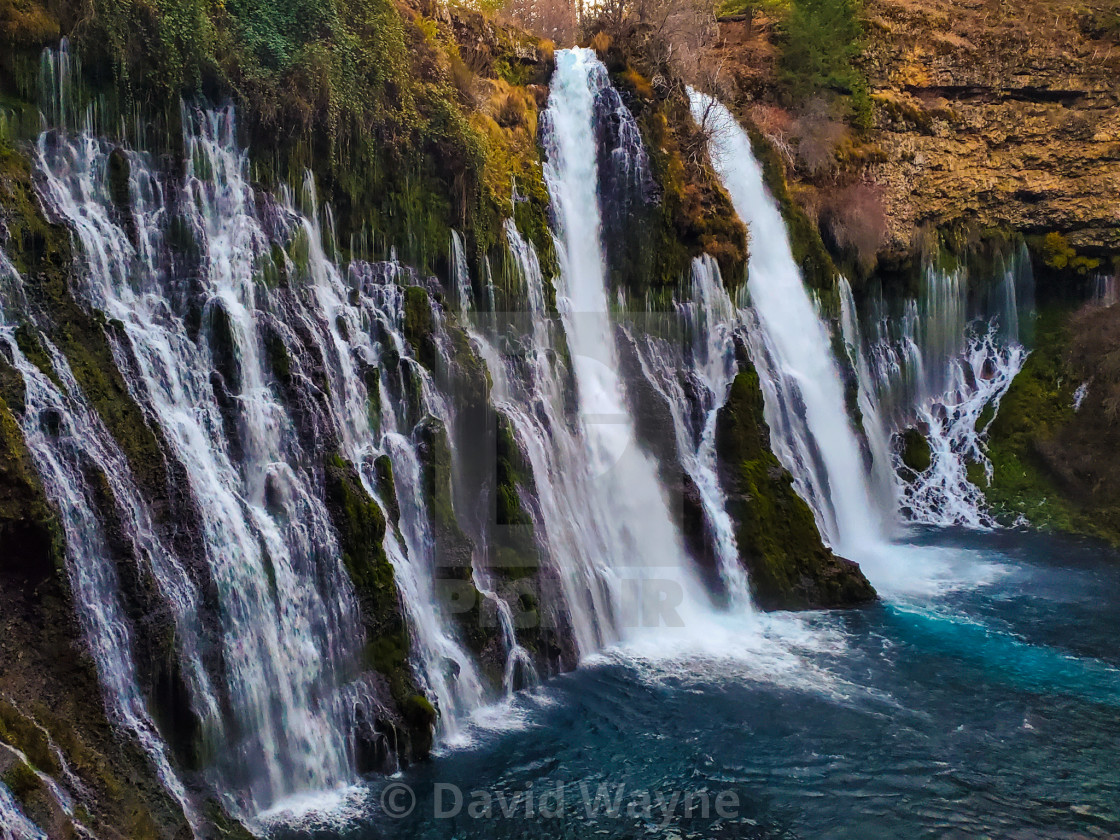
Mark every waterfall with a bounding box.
[0,261,201,832]
[448,226,541,696]
[9,36,1046,832]
[468,216,619,657]
[541,48,713,644]
[624,256,751,604]
[841,254,1032,526]
[837,278,900,517]
[691,87,1036,584]
[689,91,887,557]
[35,111,363,811]
[279,182,486,743]
[450,230,473,312]
[22,97,495,813]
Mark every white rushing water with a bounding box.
[447,228,540,697]
[280,178,486,743]
[36,111,361,812]
[542,48,715,644]
[0,264,201,832]
[450,229,474,312]
[689,90,887,557]
[625,256,751,604]
[691,89,1031,597]
[25,98,488,813]
[5,39,1044,834]
[840,254,1032,527]
[469,216,619,657]
[0,780,46,840]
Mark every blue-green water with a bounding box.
[269,529,1120,839]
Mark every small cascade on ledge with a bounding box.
[689,89,888,559]
[623,255,752,604]
[0,779,46,840]
[450,229,474,312]
[840,253,1033,527]
[447,225,540,697]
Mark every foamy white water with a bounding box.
[840,256,1032,527]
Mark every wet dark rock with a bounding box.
[897,427,932,475]
[715,367,877,610]
[106,146,138,247]
[38,406,62,437]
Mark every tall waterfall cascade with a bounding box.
[688,90,887,557]
[688,89,1034,588]
[539,48,717,642]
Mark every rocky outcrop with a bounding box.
[708,0,1120,272]
[715,367,877,610]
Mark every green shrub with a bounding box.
[777,0,868,126]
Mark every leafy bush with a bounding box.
[1038,231,1101,275]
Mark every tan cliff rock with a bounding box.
[862,0,1120,255]
[709,0,1120,262]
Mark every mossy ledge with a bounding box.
[715,367,876,610]
[981,300,1120,547]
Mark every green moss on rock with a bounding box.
[715,367,876,609]
[898,427,931,474]
[323,451,436,759]
[0,389,63,581]
[402,285,437,371]
[982,306,1082,529]
[374,453,399,524]
[0,702,59,776]
[983,302,1120,545]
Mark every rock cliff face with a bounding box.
[709,0,1120,266]
[861,0,1120,258]
[855,0,1120,538]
